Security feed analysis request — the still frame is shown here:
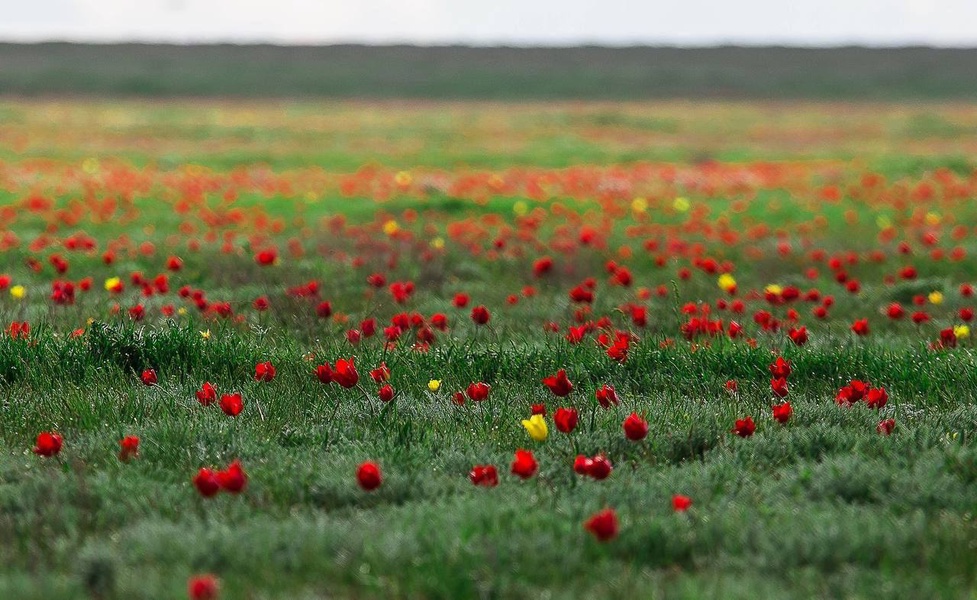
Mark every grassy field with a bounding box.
[1,99,977,599]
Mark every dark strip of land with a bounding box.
[1,43,975,99]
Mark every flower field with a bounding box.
[2,99,977,598]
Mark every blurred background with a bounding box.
[1,0,977,99]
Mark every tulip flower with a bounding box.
[672,495,693,512]
[357,461,382,491]
[584,508,619,541]
[33,432,63,457]
[188,574,219,600]
[510,449,538,479]
[521,414,548,442]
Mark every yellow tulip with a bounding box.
[673,197,690,212]
[428,379,441,392]
[718,274,737,293]
[631,197,648,213]
[104,277,121,292]
[521,414,548,442]
[9,285,25,299]
[383,220,399,236]
[929,291,944,305]
[954,325,970,339]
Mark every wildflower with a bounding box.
[553,407,579,434]
[787,326,808,346]
[510,449,538,479]
[866,387,889,409]
[103,277,123,293]
[769,357,792,379]
[141,369,158,386]
[217,460,247,493]
[470,305,490,325]
[370,363,390,383]
[118,435,140,462]
[33,432,63,457]
[521,414,548,442]
[732,417,756,437]
[357,461,382,491]
[196,382,217,406]
[219,393,243,417]
[200,330,211,340]
[466,382,491,402]
[772,402,792,424]
[622,413,649,441]
[188,574,220,600]
[672,495,693,512]
[331,358,359,388]
[193,468,221,498]
[584,508,619,541]
[469,464,499,487]
[427,379,441,392]
[542,369,573,397]
[717,273,737,294]
[254,361,276,382]
[594,384,618,407]
[586,455,613,480]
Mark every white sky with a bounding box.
[1,0,974,46]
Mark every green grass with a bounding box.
[2,98,977,598]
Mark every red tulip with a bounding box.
[332,358,359,388]
[769,357,791,379]
[356,461,382,491]
[188,574,219,600]
[622,413,649,441]
[254,361,276,382]
[469,464,498,487]
[877,418,896,435]
[118,435,140,462]
[193,468,221,498]
[33,431,63,457]
[378,384,395,403]
[772,402,792,424]
[787,326,808,346]
[510,449,538,479]
[542,369,574,397]
[466,382,491,402]
[584,508,619,541]
[196,382,217,406]
[141,369,158,386]
[370,363,391,383]
[732,416,756,437]
[672,494,693,512]
[470,305,490,325]
[553,407,579,433]
[850,318,870,336]
[219,393,243,417]
[594,384,617,407]
[573,455,593,474]
[586,454,613,480]
[217,460,247,493]
[770,377,789,398]
[866,387,888,409]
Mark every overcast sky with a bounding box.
[2,0,974,46]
